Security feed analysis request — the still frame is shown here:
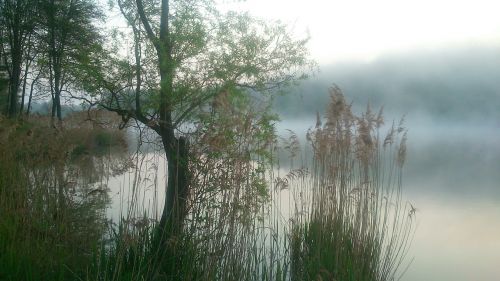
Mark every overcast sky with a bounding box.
[221,0,500,64]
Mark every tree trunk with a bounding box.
[7,48,22,118]
[54,63,63,121]
[55,91,62,120]
[158,133,190,241]
[19,34,33,115]
[19,58,29,114]
[26,70,40,115]
[155,0,180,244]
[134,0,191,256]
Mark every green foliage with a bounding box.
[0,117,127,281]
[0,91,414,281]
[0,0,414,278]
[35,0,106,119]
[96,0,314,131]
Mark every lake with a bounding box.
[403,121,500,281]
[103,115,500,281]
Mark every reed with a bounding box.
[0,116,126,281]
[0,87,414,281]
[288,86,414,281]
[93,88,414,281]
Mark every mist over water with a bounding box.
[100,44,500,280]
[273,44,500,281]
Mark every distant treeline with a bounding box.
[275,45,500,122]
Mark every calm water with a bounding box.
[102,46,500,280]
[278,118,500,281]
[403,122,500,281]
[105,118,500,281]
[105,150,166,224]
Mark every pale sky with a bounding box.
[221,0,500,64]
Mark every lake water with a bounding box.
[278,118,500,281]
[105,117,500,281]
[403,122,500,281]
[105,151,166,224]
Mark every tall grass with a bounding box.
[0,88,415,281]
[0,115,127,281]
[89,93,282,281]
[91,89,414,281]
[288,87,414,281]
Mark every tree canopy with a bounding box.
[0,0,315,245]
[84,0,314,238]
[92,0,313,130]
[0,0,37,117]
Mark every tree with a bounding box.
[19,30,40,114]
[38,0,104,122]
[93,0,313,244]
[0,0,38,117]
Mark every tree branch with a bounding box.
[134,0,159,52]
[173,85,226,128]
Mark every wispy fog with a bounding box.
[277,44,500,123]
[274,44,500,280]
[275,44,500,200]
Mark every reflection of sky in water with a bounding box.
[278,117,500,281]
[405,122,500,195]
[106,152,166,224]
[403,123,500,281]
[405,198,500,281]
[108,116,500,281]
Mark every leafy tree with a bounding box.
[18,27,41,115]
[92,0,313,244]
[0,0,38,117]
[37,0,104,122]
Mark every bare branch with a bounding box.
[134,0,159,51]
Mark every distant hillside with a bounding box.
[274,44,500,124]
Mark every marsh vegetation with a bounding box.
[0,89,415,281]
[1,0,416,279]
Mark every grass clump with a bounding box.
[289,87,414,281]
[0,88,414,281]
[92,89,415,281]
[0,116,127,281]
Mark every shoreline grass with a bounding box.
[0,91,415,281]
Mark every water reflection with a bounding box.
[401,123,500,281]
[105,151,166,224]
[277,117,500,281]
[103,118,500,280]
[405,198,500,281]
